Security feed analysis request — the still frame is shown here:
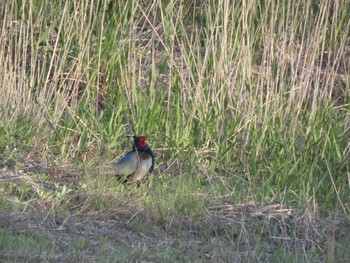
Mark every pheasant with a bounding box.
[94,135,155,183]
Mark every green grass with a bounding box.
[0,0,349,261]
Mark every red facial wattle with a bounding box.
[138,136,147,147]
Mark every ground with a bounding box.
[1,167,349,263]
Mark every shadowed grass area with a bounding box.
[0,0,349,261]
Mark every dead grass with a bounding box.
[1,167,350,262]
[1,199,349,262]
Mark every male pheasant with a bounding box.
[94,136,155,183]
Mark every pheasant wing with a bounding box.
[91,151,140,176]
[111,151,140,175]
[127,151,153,183]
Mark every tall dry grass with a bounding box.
[0,0,349,207]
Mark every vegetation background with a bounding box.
[0,0,349,262]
